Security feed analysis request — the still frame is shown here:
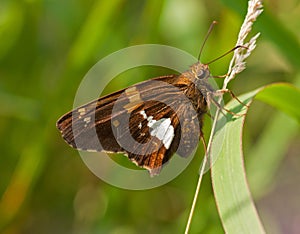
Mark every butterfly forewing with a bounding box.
[57,73,206,175]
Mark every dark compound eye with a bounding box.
[197,68,210,79]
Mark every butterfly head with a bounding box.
[192,62,210,80]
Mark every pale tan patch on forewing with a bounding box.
[78,108,86,119]
[123,86,143,112]
[112,119,120,127]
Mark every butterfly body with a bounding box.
[57,62,214,176]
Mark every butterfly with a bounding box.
[56,60,228,175]
[56,23,246,176]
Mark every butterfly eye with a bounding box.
[197,69,210,79]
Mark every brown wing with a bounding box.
[56,75,203,175]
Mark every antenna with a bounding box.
[197,21,218,61]
[206,45,248,65]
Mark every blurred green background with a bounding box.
[1,0,299,233]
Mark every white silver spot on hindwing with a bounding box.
[139,110,175,149]
[139,110,147,119]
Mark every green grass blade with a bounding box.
[211,83,300,233]
[211,90,265,234]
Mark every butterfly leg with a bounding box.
[214,89,249,108]
[199,135,213,172]
[206,112,214,120]
[206,92,245,117]
[210,74,228,79]
[200,135,207,156]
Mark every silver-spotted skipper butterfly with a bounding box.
[56,22,245,176]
